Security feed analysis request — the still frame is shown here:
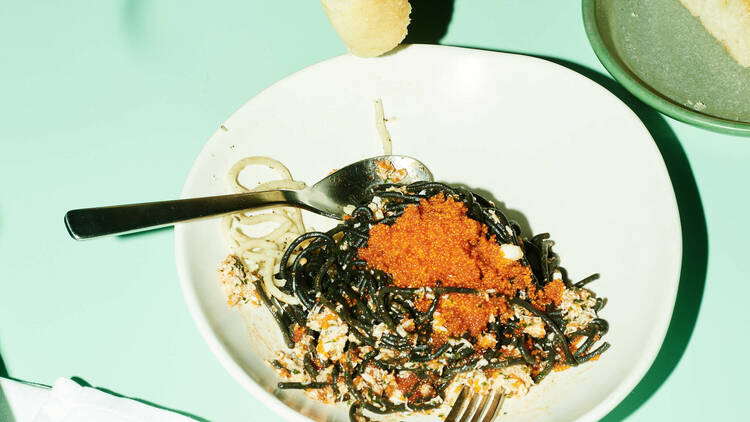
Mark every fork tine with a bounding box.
[481,389,506,422]
[444,386,470,422]
[492,393,507,421]
[458,391,481,422]
[469,394,491,422]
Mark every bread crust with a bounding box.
[679,0,750,67]
[321,0,411,57]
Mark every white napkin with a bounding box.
[0,378,50,422]
[0,377,194,422]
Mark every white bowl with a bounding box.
[175,45,681,422]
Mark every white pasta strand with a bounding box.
[227,156,295,193]
[374,98,393,155]
[261,260,299,305]
[221,156,308,305]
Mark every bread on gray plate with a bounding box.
[679,0,750,67]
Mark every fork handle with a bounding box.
[64,190,301,240]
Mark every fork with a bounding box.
[444,386,506,422]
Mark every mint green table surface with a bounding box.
[1,1,748,421]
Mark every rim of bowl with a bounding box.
[582,0,750,137]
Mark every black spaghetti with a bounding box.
[235,182,609,421]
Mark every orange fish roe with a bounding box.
[543,278,565,307]
[435,294,512,339]
[394,371,419,396]
[359,194,528,290]
[358,193,560,338]
[292,324,306,343]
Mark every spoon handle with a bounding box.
[64,190,302,240]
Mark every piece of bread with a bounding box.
[321,0,411,57]
[678,0,750,67]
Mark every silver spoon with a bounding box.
[64,155,433,240]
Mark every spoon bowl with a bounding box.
[305,155,433,217]
[64,155,433,240]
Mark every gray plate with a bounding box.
[583,0,750,136]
